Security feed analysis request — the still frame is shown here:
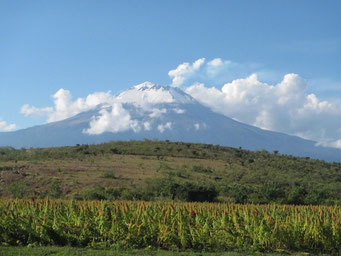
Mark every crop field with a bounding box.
[0,199,340,254]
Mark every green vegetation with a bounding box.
[0,199,340,253]
[1,142,341,253]
[0,247,333,256]
[0,140,341,204]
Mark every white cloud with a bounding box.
[168,58,205,87]
[173,108,185,114]
[0,119,17,131]
[21,105,53,116]
[84,103,140,135]
[194,122,207,131]
[143,121,151,131]
[149,108,167,118]
[157,122,172,133]
[186,73,341,148]
[18,57,341,148]
[207,58,224,67]
[21,89,116,122]
[318,139,341,149]
[168,57,269,87]
[20,81,193,128]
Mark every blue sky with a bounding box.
[1,1,341,135]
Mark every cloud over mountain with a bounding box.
[0,119,16,132]
[84,103,140,135]
[185,71,341,148]
[20,82,195,135]
[21,89,116,122]
[168,58,205,87]
[18,57,341,149]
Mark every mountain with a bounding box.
[1,82,341,162]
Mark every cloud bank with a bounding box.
[19,58,341,148]
[21,89,116,123]
[20,83,176,135]
[184,68,341,148]
[0,119,17,132]
[20,88,132,134]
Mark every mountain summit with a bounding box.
[1,82,341,162]
[116,82,196,105]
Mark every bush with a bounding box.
[191,165,213,174]
[8,181,27,198]
[225,184,252,204]
[304,189,329,205]
[145,178,218,202]
[257,182,286,204]
[81,186,107,200]
[286,185,307,205]
[79,186,124,200]
[48,180,63,199]
[100,170,117,179]
[177,182,218,202]
[120,189,144,201]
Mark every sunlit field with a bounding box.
[1,199,340,254]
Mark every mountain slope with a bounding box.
[1,82,341,161]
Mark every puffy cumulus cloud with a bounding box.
[20,84,181,136]
[207,58,224,67]
[206,58,237,77]
[186,73,341,148]
[157,122,172,133]
[168,57,266,87]
[21,89,116,122]
[20,83,185,136]
[0,119,17,131]
[21,105,53,117]
[84,103,140,135]
[168,58,205,87]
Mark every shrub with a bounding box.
[100,170,117,179]
[48,180,63,199]
[191,165,213,174]
[225,183,252,204]
[286,185,307,205]
[258,182,286,204]
[8,181,27,198]
[81,186,107,200]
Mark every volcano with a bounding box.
[1,82,341,162]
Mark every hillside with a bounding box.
[0,140,340,205]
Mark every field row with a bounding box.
[1,200,340,253]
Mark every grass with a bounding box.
[0,153,230,199]
[0,247,333,256]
